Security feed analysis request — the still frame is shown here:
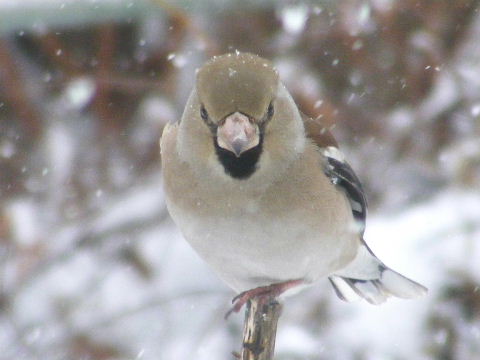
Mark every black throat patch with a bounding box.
[214,135,263,179]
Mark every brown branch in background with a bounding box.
[240,299,282,360]
[69,334,124,360]
[95,74,165,93]
[94,24,117,131]
[154,0,219,56]
[37,32,81,76]
[0,39,42,140]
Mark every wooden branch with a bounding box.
[240,299,282,360]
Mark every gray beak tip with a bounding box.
[232,141,244,157]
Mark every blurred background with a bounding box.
[1,0,479,359]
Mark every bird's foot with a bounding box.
[225,279,303,319]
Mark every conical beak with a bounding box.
[217,112,259,157]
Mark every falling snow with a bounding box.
[281,4,309,35]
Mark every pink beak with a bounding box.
[217,112,259,157]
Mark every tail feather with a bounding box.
[329,238,427,305]
[329,267,427,305]
[377,268,428,298]
[328,276,361,302]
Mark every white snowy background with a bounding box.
[1,1,479,359]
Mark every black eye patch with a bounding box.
[267,102,274,118]
[200,104,217,134]
[200,105,209,120]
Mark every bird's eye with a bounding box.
[200,106,208,120]
[267,103,274,118]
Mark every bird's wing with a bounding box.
[302,113,367,235]
[302,113,427,304]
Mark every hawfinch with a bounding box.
[160,52,426,314]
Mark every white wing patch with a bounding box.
[322,146,346,162]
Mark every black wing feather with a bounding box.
[324,156,367,235]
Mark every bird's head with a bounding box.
[178,52,305,182]
[196,52,278,158]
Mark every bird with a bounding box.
[160,52,427,316]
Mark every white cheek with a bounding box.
[276,83,306,153]
[293,131,306,152]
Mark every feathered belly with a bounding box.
[166,198,358,293]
